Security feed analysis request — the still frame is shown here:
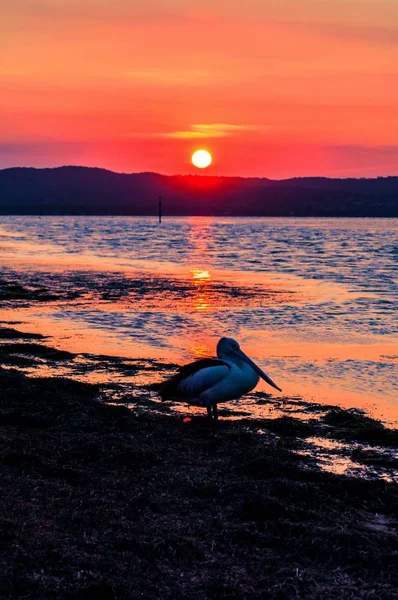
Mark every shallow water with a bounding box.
[0,216,397,424]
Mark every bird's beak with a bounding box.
[234,349,282,392]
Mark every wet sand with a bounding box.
[1,315,398,599]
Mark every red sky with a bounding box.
[1,0,398,178]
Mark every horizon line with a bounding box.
[1,164,397,182]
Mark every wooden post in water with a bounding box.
[158,196,162,223]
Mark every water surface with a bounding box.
[0,216,397,424]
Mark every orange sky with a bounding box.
[1,0,398,177]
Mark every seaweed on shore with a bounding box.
[0,342,73,361]
[351,447,398,470]
[0,275,81,304]
[0,278,61,303]
[0,327,45,340]
[1,365,397,600]
[322,407,398,447]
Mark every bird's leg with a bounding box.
[212,404,219,422]
[206,406,213,422]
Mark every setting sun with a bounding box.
[192,150,212,169]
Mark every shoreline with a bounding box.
[1,324,397,598]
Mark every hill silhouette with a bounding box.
[0,166,397,216]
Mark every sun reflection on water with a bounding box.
[188,218,214,314]
[192,269,211,281]
[191,269,212,312]
[190,342,213,359]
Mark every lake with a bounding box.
[0,216,397,425]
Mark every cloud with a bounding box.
[165,123,260,139]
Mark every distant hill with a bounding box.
[0,166,397,216]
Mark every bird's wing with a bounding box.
[159,359,230,400]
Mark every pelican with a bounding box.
[159,337,281,421]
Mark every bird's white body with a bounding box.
[183,358,259,406]
[160,337,281,420]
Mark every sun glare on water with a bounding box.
[192,149,212,169]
